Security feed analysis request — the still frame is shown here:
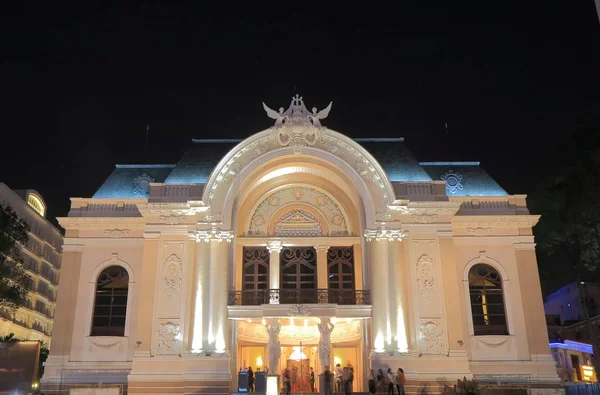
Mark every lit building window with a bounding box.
[27,193,46,217]
[91,266,129,336]
[468,264,508,335]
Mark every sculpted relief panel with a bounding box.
[158,243,185,319]
[416,254,435,303]
[420,321,444,355]
[248,186,349,236]
[157,321,181,355]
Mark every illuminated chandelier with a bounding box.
[289,346,307,361]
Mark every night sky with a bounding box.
[1,2,599,226]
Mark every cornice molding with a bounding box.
[452,215,540,228]
[58,217,146,229]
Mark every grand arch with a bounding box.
[202,95,396,229]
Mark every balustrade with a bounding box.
[228,289,370,306]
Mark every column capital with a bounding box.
[267,240,283,253]
[193,227,234,243]
[314,244,330,252]
[363,226,405,242]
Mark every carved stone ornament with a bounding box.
[467,227,493,236]
[364,226,405,242]
[476,338,510,348]
[162,254,182,299]
[441,170,463,195]
[416,254,435,303]
[420,321,444,355]
[411,213,439,224]
[263,94,332,154]
[195,211,221,223]
[133,173,155,196]
[287,304,310,317]
[104,228,130,238]
[159,212,186,225]
[193,227,234,243]
[157,321,180,355]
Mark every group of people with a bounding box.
[368,368,406,395]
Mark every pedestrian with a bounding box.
[310,367,315,392]
[324,367,333,395]
[284,368,291,395]
[376,369,384,393]
[248,366,254,392]
[368,369,376,394]
[387,368,394,395]
[395,368,406,395]
[342,367,350,395]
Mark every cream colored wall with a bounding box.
[68,238,144,362]
[453,240,530,361]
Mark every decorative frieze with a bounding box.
[364,226,405,242]
[193,227,234,243]
[466,227,493,236]
[104,228,130,238]
[411,213,439,224]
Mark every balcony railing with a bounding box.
[228,289,371,306]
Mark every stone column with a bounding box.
[208,234,232,354]
[366,233,391,353]
[191,239,209,352]
[318,317,335,395]
[315,245,330,302]
[267,241,283,304]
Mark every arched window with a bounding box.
[242,247,269,305]
[468,264,508,335]
[91,266,129,336]
[27,193,46,217]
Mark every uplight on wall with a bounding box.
[257,356,263,368]
[334,356,341,366]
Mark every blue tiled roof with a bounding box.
[420,162,508,196]
[163,139,242,184]
[355,138,432,182]
[91,139,508,198]
[93,165,175,198]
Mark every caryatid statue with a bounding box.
[265,319,281,373]
[318,317,335,372]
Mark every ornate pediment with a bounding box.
[274,209,323,237]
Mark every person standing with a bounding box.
[342,367,351,395]
[395,368,406,395]
[324,367,333,395]
[376,369,384,394]
[310,367,315,392]
[284,369,291,395]
[368,369,376,394]
[386,368,394,395]
[334,363,343,392]
[247,366,254,392]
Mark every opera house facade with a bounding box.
[42,96,559,394]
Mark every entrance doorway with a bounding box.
[281,344,318,393]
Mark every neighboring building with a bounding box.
[43,95,559,394]
[545,282,600,325]
[549,340,597,382]
[0,183,62,346]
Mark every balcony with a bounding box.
[228,289,371,306]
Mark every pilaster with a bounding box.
[315,244,330,290]
[267,240,283,303]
